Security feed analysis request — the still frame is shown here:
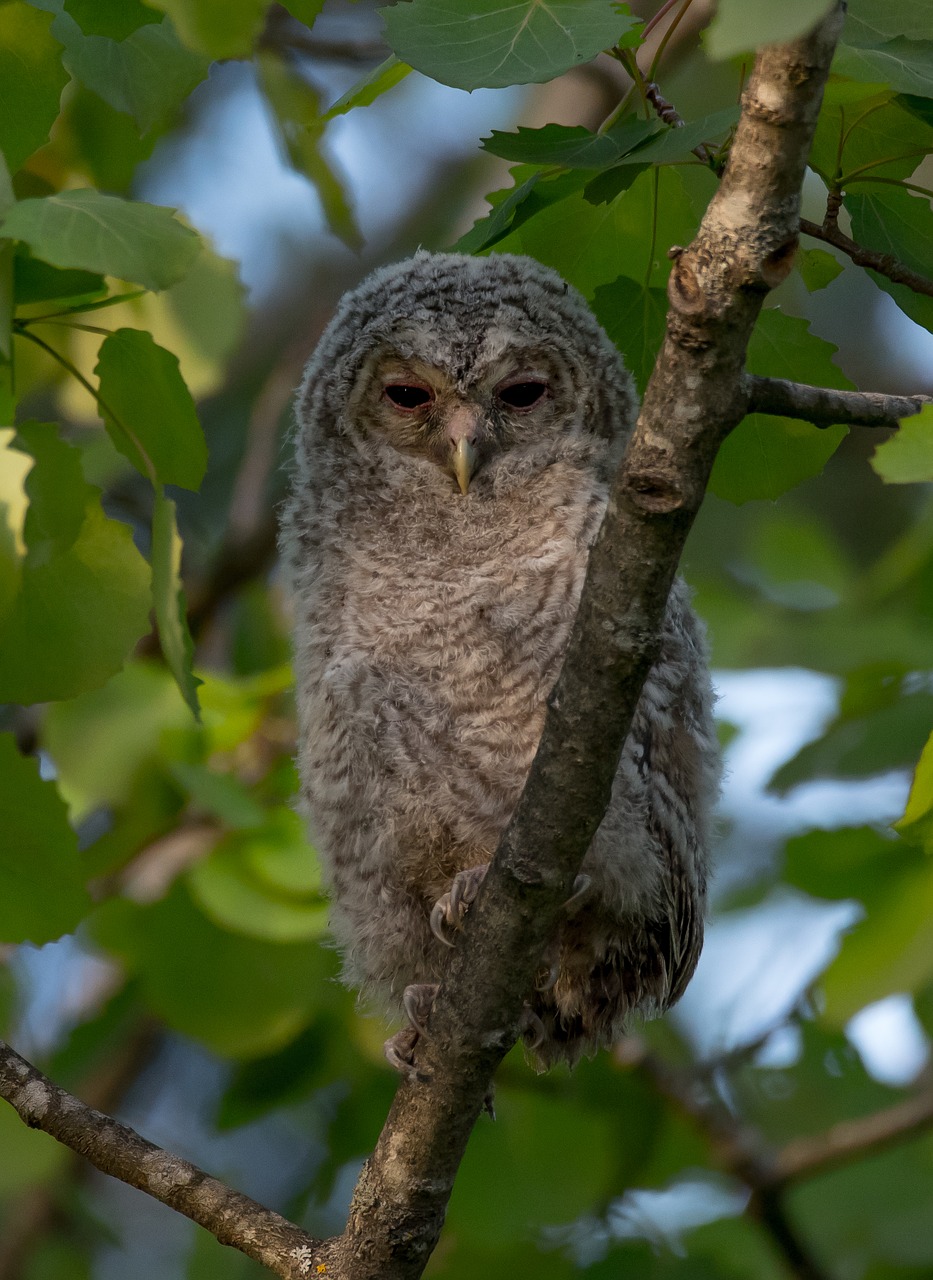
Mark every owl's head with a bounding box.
[295,252,636,498]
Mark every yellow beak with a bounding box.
[452,437,478,495]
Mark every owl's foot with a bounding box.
[520,1002,546,1051]
[430,863,489,947]
[383,983,439,1082]
[563,873,592,913]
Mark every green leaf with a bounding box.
[834,36,933,98]
[845,188,933,336]
[143,0,268,58]
[0,191,201,292]
[453,168,594,254]
[63,0,160,40]
[13,249,105,305]
[95,328,207,489]
[0,151,13,217]
[151,489,201,718]
[0,241,12,415]
[187,808,327,943]
[896,730,933,851]
[169,760,265,828]
[482,116,660,168]
[0,0,69,174]
[58,17,210,133]
[0,425,151,703]
[710,310,851,503]
[90,883,334,1057]
[871,405,933,484]
[591,275,667,395]
[770,676,933,791]
[382,0,642,92]
[44,662,191,820]
[280,0,328,26]
[323,55,412,120]
[0,733,91,944]
[706,0,835,60]
[256,51,361,250]
[809,85,933,187]
[796,246,844,291]
[845,0,932,42]
[494,163,717,298]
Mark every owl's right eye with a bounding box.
[384,383,434,412]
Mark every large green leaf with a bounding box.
[845,0,932,41]
[481,116,661,168]
[706,0,835,60]
[0,425,151,704]
[63,0,160,40]
[382,0,641,91]
[0,733,91,945]
[43,662,191,820]
[0,0,69,174]
[495,163,717,298]
[0,191,201,292]
[187,808,327,942]
[58,16,210,133]
[95,328,207,489]
[90,883,334,1058]
[151,488,201,717]
[834,36,933,98]
[872,404,933,485]
[710,310,851,503]
[591,275,668,396]
[809,86,933,187]
[846,188,933,336]
[144,0,268,58]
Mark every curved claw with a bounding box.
[563,873,592,913]
[384,1025,430,1082]
[430,895,456,947]
[519,1004,547,1052]
[402,982,438,1038]
[535,957,560,993]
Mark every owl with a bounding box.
[281,251,719,1074]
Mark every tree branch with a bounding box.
[773,1088,933,1186]
[800,216,933,298]
[0,1040,323,1280]
[746,375,931,429]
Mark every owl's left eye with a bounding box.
[496,380,548,411]
[384,383,434,411]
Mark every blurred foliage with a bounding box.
[1,0,933,1278]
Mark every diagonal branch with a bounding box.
[746,376,932,429]
[0,1040,323,1280]
[800,216,933,298]
[773,1088,933,1186]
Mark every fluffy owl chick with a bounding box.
[282,250,719,1071]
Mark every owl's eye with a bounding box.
[496,380,548,411]
[384,383,434,411]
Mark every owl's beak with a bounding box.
[446,404,482,495]
[452,438,478,495]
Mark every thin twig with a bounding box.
[773,1089,933,1186]
[800,216,933,298]
[746,375,931,427]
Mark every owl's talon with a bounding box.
[402,982,439,1038]
[383,1025,431,1082]
[430,863,489,947]
[563,873,592,913]
[430,895,456,947]
[519,1003,547,1052]
[536,957,560,993]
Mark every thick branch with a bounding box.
[773,1089,933,1186]
[0,1041,322,1280]
[746,375,932,429]
[800,216,933,298]
[329,9,848,1279]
